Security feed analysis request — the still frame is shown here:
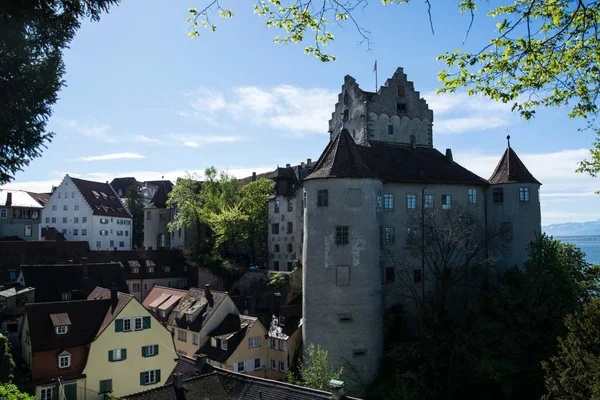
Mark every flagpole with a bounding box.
[375,60,378,91]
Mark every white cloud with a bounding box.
[181,85,337,135]
[56,118,119,142]
[134,135,162,144]
[169,134,240,148]
[425,92,515,134]
[79,153,146,161]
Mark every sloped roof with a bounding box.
[166,355,201,384]
[18,262,128,302]
[70,177,132,218]
[489,147,541,185]
[87,250,189,280]
[110,177,141,196]
[87,287,134,337]
[305,129,378,181]
[0,190,45,208]
[25,299,111,352]
[168,288,231,332]
[147,181,172,209]
[126,366,361,400]
[197,314,258,363]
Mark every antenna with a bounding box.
[506,134,511,148]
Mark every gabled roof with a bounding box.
[143,286,188,322]
[489,146,541,185]
[87,249,189,280]
[0,190,46,208]
[25,299,111,352]
[110,177,141,196]
[305,128,378,181]
[168,288,231,332]
[18,262,128,302]
[126,365,361,400]
[70,177,132,218]
[197,314,259,363]
[146,181,172,209]
[87,287,134,337]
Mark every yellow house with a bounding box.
[198,314,269,378]
[267,314,303,381]
[83,287,178,399]
[162,285,239,357]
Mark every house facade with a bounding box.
[301,68,542,390]
[0,190,48,241]
[40,175,132,251]
[267,313,302,381]
[143,181,174,250]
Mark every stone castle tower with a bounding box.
[301,68,542,393]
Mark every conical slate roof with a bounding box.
[305,129,378,181]
[489,147,540,185]
[147,181,172,209]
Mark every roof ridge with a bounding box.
[26,298,111,307]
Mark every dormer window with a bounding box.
[278,316,286,327]
[221,340,228,351]
[58,351,71,369]
[56,326,68,335]
[164,266,171,273]
[132,267,139,273]
[148,266,154,273]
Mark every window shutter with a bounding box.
[122,348,127,360]
[155,369,161,383]
[261,357,266,368]
[142,346,147,357]
[233,363,238,372]
[115,319,123,332]
[52,385,58,400]
[154,344,159,355]
[282,341,287,352]
[246,360,253,372]
[140,372,145,386]
[108,350,114,362]
[143,316,151,329]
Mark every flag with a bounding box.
[373,61,377,72]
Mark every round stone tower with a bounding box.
[487,136,542,268]
[302,128,384,391]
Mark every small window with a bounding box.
[384,193,394,209]
[384,227,395,244]
[0,209,6,219]
[56,325,68,335]
[413,269,422,283]
[336,226,349,245]
[237,361,245,372]
[280,361,286,372]
[74,205,79,211]
[287,200,293,212]
[51,217,56,223]
[287,261,293,270]
[275,244,280,253]
[519,187,530,202]
[146,211,152,220]
[376,191,382,209]
[123,318,132,332]
[96,241,101,249]
[317,190,328,207]
[58,352,71,369]
[40,388,52,400]
[45,217,50,223]
[254,358,262,369]
[493,188,504,203]
[388,124,394,135]
[24,225,32,237]
[221,340,228,350]
[62,217,67,223]
[338,313,353,323]
[385,267,395,283]
[424,194,433,208]
[273,261,280,271]
[73,229,78,236]
[110,348,124,361]
[71,192,75,198]
[82,229,87,236]
[211,337,217,347]
[397,103,406,112]
[119,241,124,248]
[58,193,62,198]
[407,226,419,244]
[271,338,279,349]
[353,349,368,358]
[406,194,417,209]
[278,316,286,326]
[271,223,279,235]
[274,200,280,214]
[287,222,293,233]
[336,265,350,286]
[177,329,187,342]
[134,317,143,331]
[249,337,260,348]
[397,86,405,97]
[442,195,451,210]
[74,217,79,223]
[145,345,157,356]
[82,217,87,223]
[143,370,158,385]
[468,189,477,203]
[52,205,57,211]
[61,292,71,301]
[271,359,279,370]
[63,205,68,211]
[99,379,113,394]
[501,222,513,240]
[287,243,293,253]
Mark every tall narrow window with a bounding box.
[288,200,293,212]
[343,109,349,121]
[519,187,530,202]
[274,200,280,213]
[383,193,394,209]
[468,189,477,204]
[424,194,433,208]
[343,92,349,105]
[413,269,422,283]
[442,195,451,210]
[317,190,328,207]
[493,188,504,203]
[406,194,417,209]
[384,227,395,244]
[376,191,382,209]
[271,223,279,234]
[407,226,419,244]
[388,124,394,135]
[336,226,349,245]
[287,222,293,233]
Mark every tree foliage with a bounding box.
[288,344,343,392]
[0,384,34,400]
[542,298,600,400]
[0,335,15,383]
[125,186,145,249]
[1,0,118,184]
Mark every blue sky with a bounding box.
[3,0,599,225]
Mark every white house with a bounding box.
[40,175,133,250]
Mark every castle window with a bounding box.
[159,210,166,220]
[338,313,353,323]
[274,200,280,213]
[388,124,394,135]
[376,191,382,209]
[519,187,530,202]
[287,222,293,233]
[406,194,417,209]
[336,265,350,286]
[501,222,513,240]
[424,194,433,208]
[353,349,367,358]
[385,267,395,283]
[336,226,349,245]
[413,269,422,283]
[468,189,477,204]
[146,211,152,220]
[288,200,293,212]
[384,227,395,244]
[397,103,407,113]
[63,205,68,211]
[273,261,280,271]
[287,243,293,253]
[62,217,67,223]
[384,193,394,209]
[343,109,349,121]
[442,195,451,210]
[275,244,280,253]
[493,188,504,203]
[343,92,349,105]
[303,191,307,208]
[397,86,405,97]
[317,190,329,207]
[407,226,419,244]
[271,223,279,234]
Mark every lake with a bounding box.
[555,235,600,265]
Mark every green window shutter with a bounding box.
[140,372,145,386]
[154,344,159,355]
[155,369,161,383]
[142,346,147,357]
[122,348,127,360]
[143,316,151,329]
[115,319,123,332]
[52,385,58,400]
[108,350,114,362]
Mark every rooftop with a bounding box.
[0,190,47,208]
[69,177,132,218]
[489,145,541,185]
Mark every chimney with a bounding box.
[445,148,453,163]
[195,354,207,372]
[204,283,211,298]
[307,158,312,164]
[301,162,305,168]
[329,380,346,400]
[286,163,291,168]
[6,192,12,207]
[81,257,88,276]
[110,283,118,312]
[252,172,257,182]
[173,373,184,390]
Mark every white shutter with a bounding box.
[281,341,287,352]
[246,360,254,372]
[233,362,239,372]
[261,357,266,368]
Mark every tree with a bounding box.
[542,298,600,400]
[1,0,118,184]
[187,1,600,174]
[125,186,145,249]
[238,178,274,264]
[288,344,343,392]
[0,335,15,383]
[0,384,34,400]
[167,173,204,253]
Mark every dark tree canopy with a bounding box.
[0,0,118,184]
[125,185,145,249]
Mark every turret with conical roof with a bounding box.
[143,180,174,250]
[487,136,541,268]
